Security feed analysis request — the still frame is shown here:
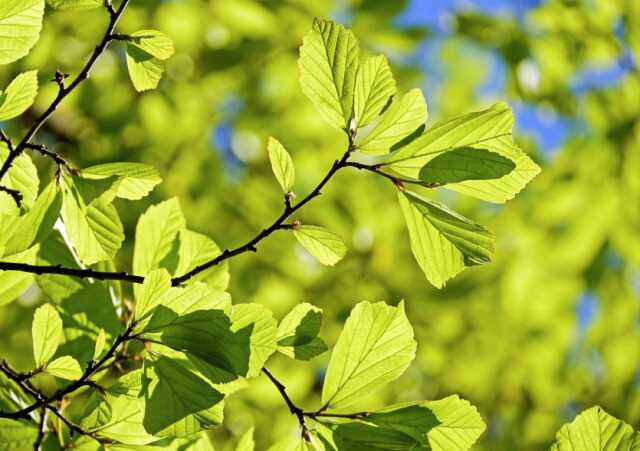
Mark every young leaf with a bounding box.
[236,427,255,451]
[93,328,106,360]
[128,30,175,61]
[357,89,427,155]
[32,303,63,368]
[175,229,229,291]
[81,162,162,200]
[46,0,101,10]
[0,143,39,209]
[418,147,516,185]
[133,198,186,276]
[0,0,45,65]
[321,301,416,410]
[134,268,172,322]
[0,70,38,121]
[354,55,396,128]
[267,137,295,193]
[126,45,165,92]
[0,246,38,306]
[277,303,327,360]
[398,191,494,288]
[45,355,82,380]
[293,225,347,266]
[299,18,359,130]
[550,406,639,451]
[384,102,541,203]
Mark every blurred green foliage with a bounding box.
[1,0,639,449]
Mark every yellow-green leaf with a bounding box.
[32,303,63,368]
[0,70,38,121]
[293,225,347,266]
[0,0,45,65]
[267,137,295,193]
[46,355,82,380]
[354,55,396,128]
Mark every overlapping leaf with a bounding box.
[293,225,347,266]
[0,143,39,209]
[81,162,162,200]
[354,55,396,128]
[277,303,327,360]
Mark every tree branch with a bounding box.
[344,161,440,189]
[262,367,311,441]
[33,407,47,451]
[0,186,23,207]
[0,0,130,185]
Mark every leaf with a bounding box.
[135,268,172,323]
[418,147,516,185]
[293,225,347,266]
[0,419,39,449]
[267,137,295,193]
[357,89,427,155]
[321,301,416,410]
[46,355,83,380]
[354,55,396,128]
[0,70,38,120]
[0,0,45,65]
[550,406,640,451]
[126,44,165,92]
[142,356,224,436]
[60,176,124,266]
[46,0,101,10]
[133,198,186,276]
[330,422,426,450]
[277,303,327,360]
[93,328,106,360]
[299,18,359,130]
[175,229,229,291]
[367,395,486,451]
[81,162,162,200]
[0,246,38,306]
[128,30,175,60]
[398,191,494,288]
[236,427,255,451]
[32,303,63,368]
[383,102,541,203]
[0,143,39,209]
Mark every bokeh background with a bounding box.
[1,0,639,449]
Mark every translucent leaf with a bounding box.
[267,137,295,193]
[0,143,39,209]
[293,225,347,266]
[133,198,185,276]
[128,30,175,61]
[175,229,229,291]
[0,70,38,120]
[93,328,106,360]
[354,55,396,128]
[550,406,640,451]
[236,427,255,451]
[398,191,494,288]
[0,419,38,449]
[46,0,101,10]
[357,89,427,155]
[126,44,165,92]
[418,147,516,185]
[46,355,83,380]
[81,162,162,200]
[321,301,416,410]
[277,302,327,360]
[0,245,37,306]
[0,0,45,65]
[32,303,63,367]
[299,18,359,130]
[384,102,541,203]
[135,268,172,323]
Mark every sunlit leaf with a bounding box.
[82,162,162,200]
[128,30,175,61]
[46,355,83,380]
[236,427,255,451]
[0,246,38,306]
[354,55,396,128]
[0,143,39,209]
[46,0,101,10]
[0,70,38,121]
[126,45,165,92]
[32,303,63,368]
[293,225,347,266]
[418,147,516,185]
[267,137,295,193]
[0,0,45,65]
[175,229,229,291]
[277,302,327,360]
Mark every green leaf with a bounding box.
[277,303,327,360]
[367,395,486,450]
[0,419,39,449]
[135,268,172,323]
[32,303,63,368]
[126,44,165,92]
[93,328,106,360]
[236,427,255,451]
[550,406,640,451]
[418,147,516,185]
[293,225,347,266]
[60,176,124,266]
[398,191,494,288]
[128,30,175,61]
[0,143,39,209]
[329,422,426,450]
[0,0,45,65]
[321,301,416,410]
[46,0,101,10]
[357,88,427,155]
[46,355,83,380]
[81,162,162,200]
[175,229,229,291]
[0,245,38,306]
[0,70,38,121]
[299,18,359,130]
[133,198,186,276]
[267,137,295,193]
[354,55,396,128]
[384,102,541,203]
[142,355,224,436]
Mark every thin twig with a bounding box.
[263,367,311,441]
[24,143,77,176]
[345,161,440,189]
[33,407,47,451]
[0,186,23,206]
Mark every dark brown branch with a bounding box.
[0,262,145,284]
[33,407,47,451]
[24,143,77,176]
[0,186,23,206]
[45,405,93,438]
[345,161,440,189]
[0,0,130,184]
[263,367,311,441]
